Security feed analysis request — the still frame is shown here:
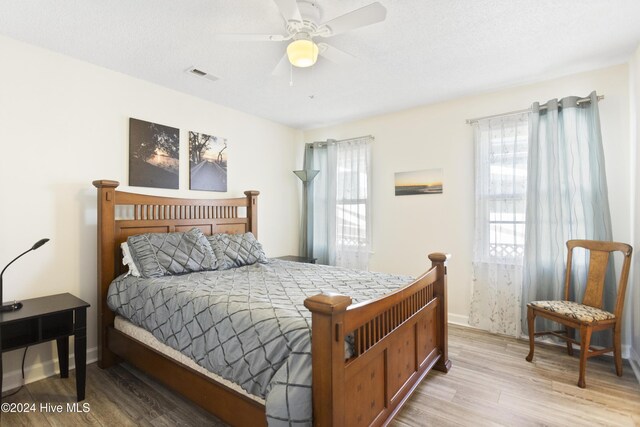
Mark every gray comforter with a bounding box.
[107,260,413,426]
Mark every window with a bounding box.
[469,113,528,336]
[307,137,372,270]
[474,114,528,264]
[336,142,370,250]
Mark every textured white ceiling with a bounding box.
[1,0,640,129]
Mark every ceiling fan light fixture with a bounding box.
[287,38,319,68]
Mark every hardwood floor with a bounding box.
[2,325,639,426]
[393,326,640,427]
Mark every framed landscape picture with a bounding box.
[129,118,179,189]
[189,131,228,192]
[394,168,443,196]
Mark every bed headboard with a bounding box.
[92,179,259,366]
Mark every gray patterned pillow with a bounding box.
[206,232,267,269]
[128,228,218,278]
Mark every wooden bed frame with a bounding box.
[93,180,451,427]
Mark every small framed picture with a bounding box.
[395,168,443,196]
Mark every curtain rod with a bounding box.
[308,135,374,148]
[465,95,604,125]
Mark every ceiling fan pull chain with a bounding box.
[290,63,294,87]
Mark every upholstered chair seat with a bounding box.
[529,300,615,323]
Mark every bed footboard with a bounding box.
[304,253,451,427]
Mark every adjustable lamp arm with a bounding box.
[0,238,49,306]
[1,248,34,279]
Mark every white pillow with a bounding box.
[121,242,141,277]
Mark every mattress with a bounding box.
[107,259,413,426]
[114,315,265,404]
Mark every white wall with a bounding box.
[0,35,301,390]
[303,65,632,330]
[630,44,640,380]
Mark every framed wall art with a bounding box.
[394,168,443,196]
[129,118,179,189]
[189,131,228,192]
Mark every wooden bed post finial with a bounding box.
[92,179,120,189]
[428,252,451,373]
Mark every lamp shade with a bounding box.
[287,39,319,68]
[293,170,320,182]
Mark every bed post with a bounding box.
[429,252,452,372]
[304,293,352,427]
[92,179,120,368]
[244,190,259,238]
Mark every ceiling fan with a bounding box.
[216,0,387,74]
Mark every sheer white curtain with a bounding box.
[306,137,372,270]
[335,139,372,269]
[469,114,529,337]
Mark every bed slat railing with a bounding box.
[130,203,241,220]
[351,280,436,357]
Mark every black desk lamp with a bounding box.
[0,238,50,312]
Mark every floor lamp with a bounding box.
[293,169,319,260]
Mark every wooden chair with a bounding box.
[525,240,632,388]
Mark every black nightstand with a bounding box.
[275,255,317,264]
[0,293,89,402]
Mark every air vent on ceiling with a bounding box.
[186,67,219,82]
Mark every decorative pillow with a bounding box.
[206,234,229,270]
[120,242,141,277]
[207,232,267,269]
[127,228,218,278]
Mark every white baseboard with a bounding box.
[448,313,469,327]
[621,344,631,360]
[630,347,640,385]
[2,347,98,393]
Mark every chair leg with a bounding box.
[614,324,623,376]
[578,325,592,388]
[526,306,535,362]
[565,327,574,356]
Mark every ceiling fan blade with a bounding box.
[321,2,387,36]
[318,43,357,64]
[272,0,302,22]
[271,53,291,77]
[214,34,288,42]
